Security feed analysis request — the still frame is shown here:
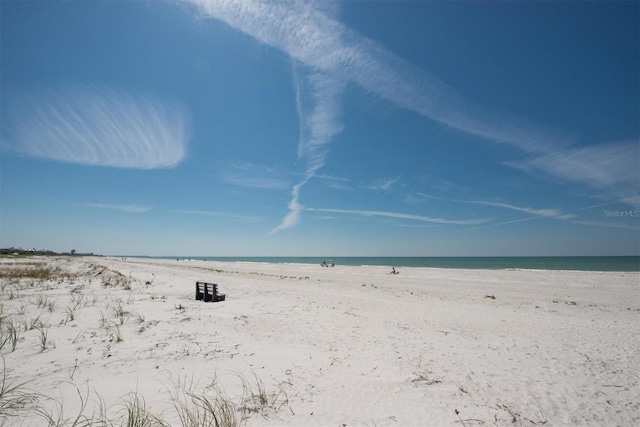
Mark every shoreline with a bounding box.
[114,256,640,274]
[2,256,639,425]
[116,255,640,273]
[111,256,640,272]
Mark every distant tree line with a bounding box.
[0,247,100,257]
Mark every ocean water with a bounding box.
[153,256,640,272]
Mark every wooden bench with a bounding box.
[195,281,226,303]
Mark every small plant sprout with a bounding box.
[35,294,49,309]
[134,312,145,324]
[37,326,52,352]
[71,294,87,310]
[98,310,109,329]
[28,315,43,331]
[68,357,80,381]
[112,302,130,326]
[47,300,56,313]
[111,325,124,344]
[0,322,20,353]
[64,306,79,324]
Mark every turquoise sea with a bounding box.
[149,256,640,272]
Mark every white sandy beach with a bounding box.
[1,256,639,426]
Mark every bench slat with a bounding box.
[196,282,225,302]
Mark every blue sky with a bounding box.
[1,0,638,257]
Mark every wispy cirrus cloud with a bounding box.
[183,0,578,235]
[269,180,308,234]
[407,194,585,231]
[510,141,638,189]
[570,220,639,231]
[556,214,577,220]
[171,210,263,222]
[469,201,561,218]
[316,174,350,190]
[269,67,346,234]
[184,0,571,154]
[82,203,151,213]
[223,162,290,190]
[306,207,490,226]
[294,68,346,176]
[408,193,567,219]
[184,0,637,227]
[363,177,401,192]
[507,141,640,208]
[456,214,549,233]
[4,86,190,169]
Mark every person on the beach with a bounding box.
[390,267,399,274]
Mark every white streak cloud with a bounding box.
[184,0,637,226]
[183,0,581,235]
[364,177,400,192]
[270,67,345,234]
[171,210,263,222]
[294,68,346,175]
[456,215,547,233]
[307,207,490,225]
[184,0,571,153]
[82,203,151,213]
[4,86,189,169]
[223,163,290,190]
[269,180,308,234]
[470,201,561,218]
[570,220,640,231]
[507,141,640,208]
[408,193,566,219]
[509,141,639,184]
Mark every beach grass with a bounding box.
[1,371,286,426]
[171,386,245,427]
[0,257,291,426]
[0,360,39,421]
